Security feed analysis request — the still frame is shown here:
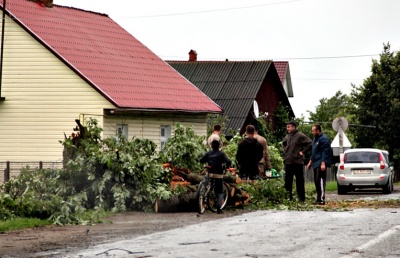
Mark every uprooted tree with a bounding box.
[0,118,172,224]
[0,119,292,224]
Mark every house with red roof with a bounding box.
[0,0,221,163]
[273,61,294,98]
[168,51,294,135]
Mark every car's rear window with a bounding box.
[344,152,380,163]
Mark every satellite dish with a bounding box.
[253,100,259,118]
[332,117,348,132]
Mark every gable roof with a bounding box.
[273,61,294,97]
[3,0,221,113]
[168,60,274,132]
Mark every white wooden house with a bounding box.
[0,0,221,163]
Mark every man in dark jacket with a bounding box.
[200,140,231,214]
[282,120,312,202]
[306,124,331,205]
[236,125,263,183]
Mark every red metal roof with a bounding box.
[273,61,288,86]
[4,0,221,113]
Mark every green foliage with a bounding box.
[307,91,357,146]
[239,179,287,209]
[160,123,208,172]
[0,118,172,225]
[350,43,400,157]
[267,145,284,172]
[1,167,63,220]
[269,102,292,144]
[222,133,243,166]
[207,114,237,136]
[238,179,313,211]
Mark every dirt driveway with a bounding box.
[0,186,399,258]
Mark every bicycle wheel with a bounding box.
[207,183,229,212]
[197,181,207,214]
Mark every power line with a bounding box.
[161,53,379,61]
[273,54,379,60]
[118,0,305,19]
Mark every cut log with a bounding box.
[185,185,198,192]
[223,175,241,184]
[225,183,236,198]
[179,171,239,185]
[154,192,198,213]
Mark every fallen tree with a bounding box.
[155,165,249,213]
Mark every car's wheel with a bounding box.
[382,179,391,194]
[337,183,347,195]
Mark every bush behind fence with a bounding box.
[1,161,337,185]
[1,161,63,185]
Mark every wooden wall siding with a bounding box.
[103,114,208,150]
[0,14,115,162]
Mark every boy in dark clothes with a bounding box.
[200,140,231,214]
[236,125,264,183]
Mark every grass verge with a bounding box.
[0,218,52,233]
[305,181,337,193]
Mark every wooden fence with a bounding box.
[303,166,337,184]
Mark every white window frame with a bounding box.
[160,125,171,150]
[116,124,128,139]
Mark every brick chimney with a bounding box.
[29,0,54,8]
[188,49,197,62]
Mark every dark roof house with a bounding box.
[168,51,295,134]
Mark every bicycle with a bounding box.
[197,166,229,214]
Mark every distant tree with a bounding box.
[207,114,237,138]
[269,102,292,144]
[307,91,356,142]
[350,43,400,158]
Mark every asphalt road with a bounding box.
[68,208,400,258]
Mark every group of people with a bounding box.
[200,121,332,213]
[283,121,331,205]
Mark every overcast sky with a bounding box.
[54,0,400,120]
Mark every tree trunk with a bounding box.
[154,192,198,213]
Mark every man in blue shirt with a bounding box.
[306,124,331,205]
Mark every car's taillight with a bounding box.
[339,154,345,170]
[379,154,385,169]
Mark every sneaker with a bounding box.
[217,209,224,214]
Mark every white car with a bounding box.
[336,148,394,194]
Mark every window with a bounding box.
[160,125,171,150]
[116,124,128,139]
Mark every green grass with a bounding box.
[0,217,52,233]
[305,181,337,193]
